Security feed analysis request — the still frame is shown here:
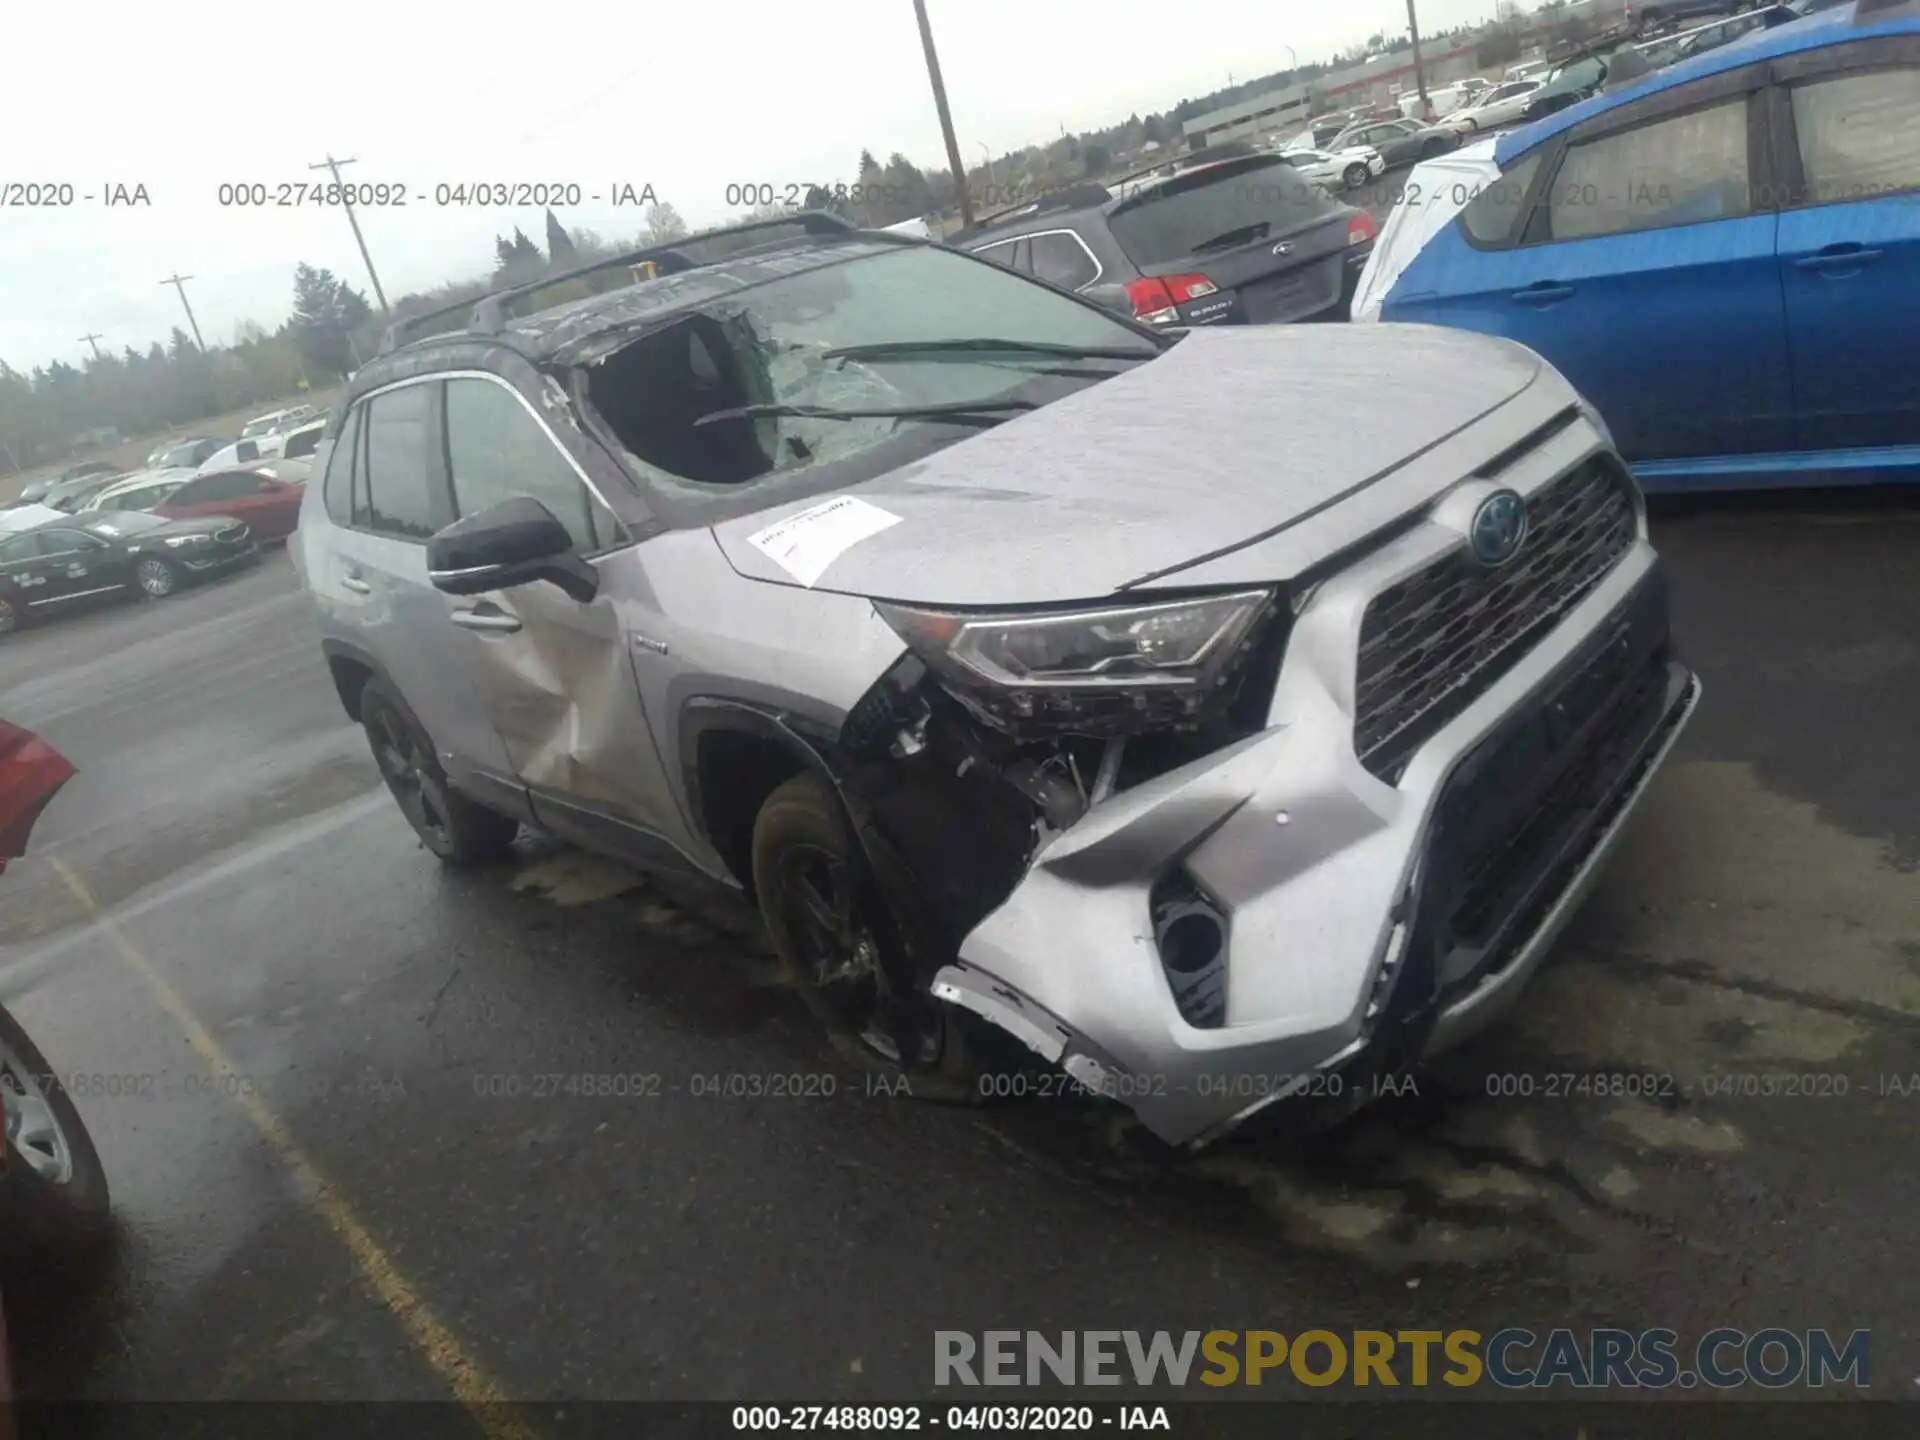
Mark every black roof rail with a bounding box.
[953,183,1117,240]
[376,293,495,356]
[372,211,859,357]
[471,210,859,334]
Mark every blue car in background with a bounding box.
[1361,0,1920,492]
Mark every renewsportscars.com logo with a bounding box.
[934,1328,1872,1391]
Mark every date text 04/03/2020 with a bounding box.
[731,1405,1171,1431]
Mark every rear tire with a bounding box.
[0,595,17,636]
[751,771,1006,1103]
[359,680,518,868]
[0,1002,111,1277]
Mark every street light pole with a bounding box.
[910,0,976,228]
[308,154,391,318]
[1406,0,1433,118]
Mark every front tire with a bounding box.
[134,556,180,598]
[359,680,518,868]
[0,1002,111,1276]
[1343,163,1370,190]
[751,771,997,1102]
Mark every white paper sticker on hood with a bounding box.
[746,495,904,588]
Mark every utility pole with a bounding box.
[911,0,975,228]
[160,274,206,351]
[308,154,391,318]
[1406,0,1432,119]
[76,333,104,361]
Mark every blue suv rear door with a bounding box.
[1393,61,1794,465]
[1770,35,1920,453]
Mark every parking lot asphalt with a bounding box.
[2,490,1917,1407]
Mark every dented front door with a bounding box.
[434,369,683,866]
[448,575,683,862]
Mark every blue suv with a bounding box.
[1374,0,1920,492]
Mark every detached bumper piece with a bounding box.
[941,560,1699,1150]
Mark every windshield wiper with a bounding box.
[692,399,1038,429]
[821,338,1158,363]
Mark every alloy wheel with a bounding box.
[135,557,177,596]
[0,1031,75,1185]
[778,842,941,1069]
[371,708,453,851]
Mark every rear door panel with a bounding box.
[1771,49,1920,451]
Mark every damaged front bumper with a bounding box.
[934,499,1699,1150]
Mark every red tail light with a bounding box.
[1348,210,1379,246]
[1124,273,1218,325]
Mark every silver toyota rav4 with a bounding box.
[297,213,1700,1149]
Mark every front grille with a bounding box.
[215,522,250,545]
[1353,459,1637,781]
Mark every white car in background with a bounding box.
[1280,143,1386,192]
[1440,77,1546,133]
[79,467,198,513]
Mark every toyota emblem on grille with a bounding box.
[1469,489,1528,568]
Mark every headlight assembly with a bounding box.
[876,590,1275,738]
[163,534,212,548]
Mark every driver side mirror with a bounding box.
[427,495,599,604]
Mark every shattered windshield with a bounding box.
[583,243,1159,512]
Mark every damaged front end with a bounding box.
[832,445,1698,1152]
[820,587,1297,1081]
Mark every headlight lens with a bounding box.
[876,590,1275,737]
[163,533,211,548]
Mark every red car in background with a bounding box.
[151,458,310,543]
[1,719,112,1404]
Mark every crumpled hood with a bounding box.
[712,323,1542,606]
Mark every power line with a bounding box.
[159,274,206,351]
[308,155,391,318]
[76,333,105,361]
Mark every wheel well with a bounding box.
[696,730,809,898]
[327,654,374,724]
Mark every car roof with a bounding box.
[338,213,925,407]
[1498,0,1917,162]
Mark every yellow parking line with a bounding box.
[50,858,538,1440]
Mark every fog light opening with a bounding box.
[1159,911,1224,976]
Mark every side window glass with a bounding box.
[443,378,615,552]
[1027,233,1098,290]
[361,384,438,541]
[323,407,361,524]
[1460,149,1547,246]
[169,480,205,507]
[0,536,37,563]
[1545,96,1751,243]
[1791,66,1920,207]
[972,238,1023,272]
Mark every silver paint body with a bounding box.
[297,320,1695,1146]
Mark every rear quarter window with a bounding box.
[1107,156,1342,267]
[322,407,361,525]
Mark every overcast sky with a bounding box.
[2,0,1507,370]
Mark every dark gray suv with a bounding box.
[953,152,1380,329]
